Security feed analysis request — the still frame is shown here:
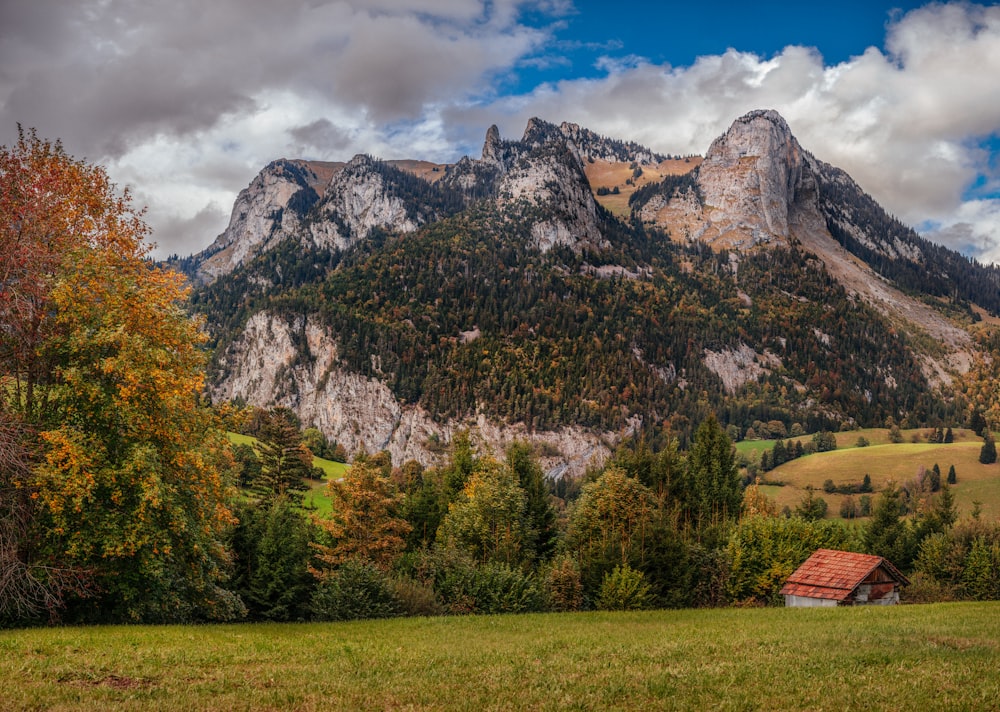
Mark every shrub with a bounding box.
[545,555,584,612]
[597,565,652,611]
[856,436,870,448]
[979,434,997,465]
[392,576,443,617]
[436,560,545,615]
[840,496,858,519]
[311,559,400,621]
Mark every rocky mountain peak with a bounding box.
[482,124,503,162]
[693,109,810,248]
[521,116,561,147]
[194,159,323,284]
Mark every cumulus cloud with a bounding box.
[2,1,1000,262]
[0,0,552,257]
[453,3,1000,260]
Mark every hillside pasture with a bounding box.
[226,432,348,514]
[2,604,999,710]
[758,429,999,519]
[584,157,701,217]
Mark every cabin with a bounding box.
[780,549,909,607]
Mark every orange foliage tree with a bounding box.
[1,129,241,623]
[311,456,411,574]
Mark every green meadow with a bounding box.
[226,432,348,514]
[3,603,999,710]
[743,428,1000,518]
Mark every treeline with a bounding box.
[219,410,997,623]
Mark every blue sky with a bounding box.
[517,1,930,87]
[2,1,999,260]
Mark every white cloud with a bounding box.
[450,3,1000,261]
[3,1,1000,262]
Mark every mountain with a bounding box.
[184,110,1000,476]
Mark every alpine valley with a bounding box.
[176,110,1000,477]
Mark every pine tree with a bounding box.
[947,464,957,484]
[980,432,997,465]
[255,409,311,502]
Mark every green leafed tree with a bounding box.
[437,458,535,567]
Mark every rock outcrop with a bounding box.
[213,311,613,477]
[196,160,341,284]
[308,155,424,252]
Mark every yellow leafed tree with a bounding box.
[1,129,242,623]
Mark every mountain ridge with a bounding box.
[182,109,1000,476]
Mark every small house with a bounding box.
[780,549,909,607]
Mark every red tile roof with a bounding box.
[779,549,909,601]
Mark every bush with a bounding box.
[392,576,443,617]
[436,560,545,615]
[596,565,652,611]
[840,496,858,519]
[545,555,584,612]
[812,431,838,453]
[980,434,997,465]
[856,436,870,448]
[311,559,400,621]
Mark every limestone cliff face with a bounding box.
[213,311,614,476]
[308,155,425,251]
[197,160,337,284]
[693,109,815,249]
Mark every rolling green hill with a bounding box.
[751,428,1000,518]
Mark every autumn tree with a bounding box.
[312,457,411,572]
[437,457,535,567]
[1,129,241,623]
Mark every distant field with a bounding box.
[225,432,348,514]
[584,157,701,217]
[749,428,1000,519]
[3,603,999,710]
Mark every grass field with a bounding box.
[225,432,349,515]
[2,603,999,710]
[748,428,1000,519]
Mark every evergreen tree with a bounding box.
[944,427,954,444]
[685,415,741,527]
[229,497,315,621]
[505,442,558,562]
[947,464,957,484]
[864,484,916,569]
[861,473,873,493]
[980,432,997,465]
[255,408,311,501]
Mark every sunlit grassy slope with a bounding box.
[742,428,1000,519]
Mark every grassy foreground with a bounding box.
[3,603,999,710]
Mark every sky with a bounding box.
[3,1,1000,262]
